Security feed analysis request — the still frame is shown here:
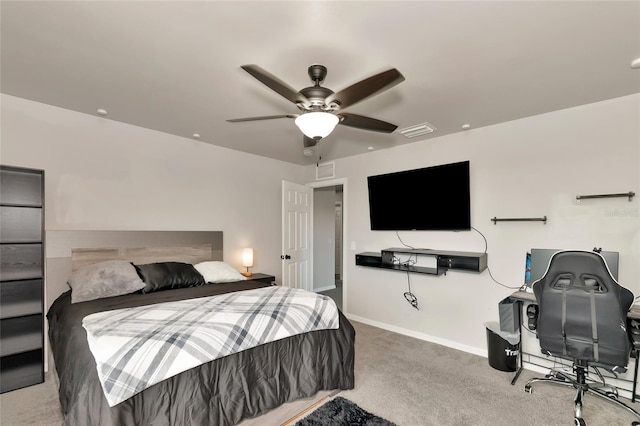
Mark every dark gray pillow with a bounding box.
[68,260,146,303]
[134,262,206,294]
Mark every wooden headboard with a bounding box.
[71,244,214,271]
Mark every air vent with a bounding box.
[316,161,335,180]
[399,122,437,138]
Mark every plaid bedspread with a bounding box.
[82,286,339,407]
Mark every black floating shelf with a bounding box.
[491,216,547,225]
[576,191,635,202]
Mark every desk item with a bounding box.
[499,297,520,333]
[530,248,619,283]
[526,304,538,330]
[522,250,640,426]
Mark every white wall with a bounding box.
[3,92,638,359]
[323,94,640,354]
[0,94,307,290]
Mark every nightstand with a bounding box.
[248,273,275,285]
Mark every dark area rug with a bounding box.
[296,396,396,426]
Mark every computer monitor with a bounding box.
[524,252,532,284]
[529,248,619,284]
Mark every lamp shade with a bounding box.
[241,248,254,267]
[294,112,339,139]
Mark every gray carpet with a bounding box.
[340,322,640,426]
[2,320,640,425]
[0,370,63,426]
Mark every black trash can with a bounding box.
[485,321,520,372]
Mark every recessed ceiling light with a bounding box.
[461,124,471,130]
[192,133,201,139]
[632,57,640,69]
[368,146,374,151]
[303,148,314,157]
[96,108,107,116]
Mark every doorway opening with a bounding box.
[310,182,345,311]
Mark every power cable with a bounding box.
[471,226,521,290]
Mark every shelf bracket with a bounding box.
[491,216,547,225]
[576,191,635,203]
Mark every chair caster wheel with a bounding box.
[524,385,532,393]
[574,417,586,426]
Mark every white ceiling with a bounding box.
[2,1,639,165]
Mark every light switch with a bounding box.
[350,241,356,250]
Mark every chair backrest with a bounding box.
[532,250,634,368]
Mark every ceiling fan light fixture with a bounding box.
[294,112,339,139]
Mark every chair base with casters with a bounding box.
[524,360,640,426]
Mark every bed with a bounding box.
[46,236,355,425]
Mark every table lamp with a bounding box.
[241,248,254,277]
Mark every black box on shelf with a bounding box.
[436,253,487,272]
[355,252,382,267]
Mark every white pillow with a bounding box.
[194,261,247,283]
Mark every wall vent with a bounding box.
[399,122,437,138]
[316,161,335,180]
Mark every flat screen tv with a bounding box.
[367,160,471,231]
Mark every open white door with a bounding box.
[281,180,312,290]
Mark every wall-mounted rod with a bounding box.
[576,192,635,202]
[491,216,547,225]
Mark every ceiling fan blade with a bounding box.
[303,135,318,148]
[241,65,311,107]
[337,112,398,133]
[325,68,405,110]
[226,114,297,123]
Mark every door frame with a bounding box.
[307,177,348,313]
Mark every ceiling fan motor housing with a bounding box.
[299,86,334,109]
[296,64,334,110]
[308,64,327,84]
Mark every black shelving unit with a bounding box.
[0,165,45,393]
[356,248,488,275]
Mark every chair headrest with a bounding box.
[552,273,604,292]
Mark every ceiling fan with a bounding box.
[227,64,405,147]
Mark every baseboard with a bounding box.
[345,314,486,357]
[314,284,336,293]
